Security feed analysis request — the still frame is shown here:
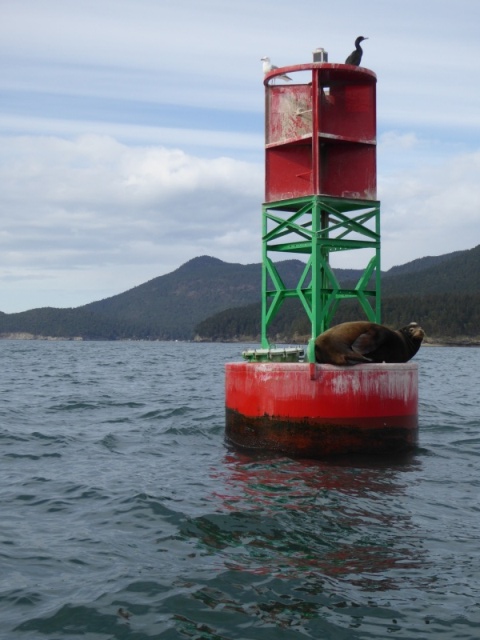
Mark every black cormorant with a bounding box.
[345,36,368,66]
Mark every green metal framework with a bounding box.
[261,194,381,360]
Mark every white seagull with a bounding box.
[261,56,292,82]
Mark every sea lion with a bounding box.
[314,321,425,365]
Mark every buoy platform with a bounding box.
[225,354,419,458]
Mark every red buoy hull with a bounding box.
[225,362,419,457]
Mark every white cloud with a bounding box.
[379,150,480,267]
[0,115,263,157]
[2,0,480,312]
[0,134,263,311]
[379,132,419,151]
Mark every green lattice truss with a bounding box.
[261,195,381,361]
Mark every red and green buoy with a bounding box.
[225,54,419,457]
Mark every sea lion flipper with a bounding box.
[351,328,381,355]
[345,352,372,365]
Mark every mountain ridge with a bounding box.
[1,245,479,341]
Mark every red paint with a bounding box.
[264,63,376,203]
[226,362,418,419]
[225,363,419,457]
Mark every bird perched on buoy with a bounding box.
[345,36,368,66]
[314,321,425,365]
[261,56,292,82]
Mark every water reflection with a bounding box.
[203,451,427,591]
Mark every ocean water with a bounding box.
[1,340,480,639]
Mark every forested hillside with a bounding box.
[194,245,480,343]
[194,293,480,344]
[1,246,479,342]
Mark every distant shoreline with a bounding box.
[423,341,480,348]
[1,332,480,347]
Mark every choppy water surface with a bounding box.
[1,340,480,639]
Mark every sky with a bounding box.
[1,0,480,313]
